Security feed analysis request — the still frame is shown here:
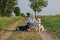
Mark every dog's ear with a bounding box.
[27,23,30,26]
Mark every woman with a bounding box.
[27,14,37,31]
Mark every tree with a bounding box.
[29,0,48,17]
[0,0,17,17]
[26,13,30,17]
[14,7,20,16]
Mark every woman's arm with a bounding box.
[27,18,30,23]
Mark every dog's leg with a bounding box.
[41,25,45,31]
[35,26,38,32]
[39,27,41,32]
[39,24,41,32]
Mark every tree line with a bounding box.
[0,0,48,17]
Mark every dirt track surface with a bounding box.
[38,32,54,40]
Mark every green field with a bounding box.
[37,16,60,39]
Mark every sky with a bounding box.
[17,0,60,15]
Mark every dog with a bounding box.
[16,25,29,31]
[35,18,45,32]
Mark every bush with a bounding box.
[20,13,26,17]
[26,13,30,17]
[14,7,20,16]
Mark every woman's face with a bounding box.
[31,14,35,19]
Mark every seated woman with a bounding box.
[27,14,37,30]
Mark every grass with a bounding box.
[37,16,60,39]
[0,16,21,30]
[9,17,42,40]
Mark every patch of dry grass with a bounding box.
[9,31,42,40]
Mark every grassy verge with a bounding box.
[0,16,21,30]
[37,16,60,39]
[9,17,42,40]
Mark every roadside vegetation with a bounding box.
[37,15,60,39]
[0,17,21,30]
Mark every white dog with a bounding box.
[35,18,45,32]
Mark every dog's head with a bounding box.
[37,18,41,23]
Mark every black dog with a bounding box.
[16,25,29,31]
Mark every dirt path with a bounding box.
[23,32,42,40]
[38,31,54,40]
[0,19,20,40]
[8,31,42,40]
